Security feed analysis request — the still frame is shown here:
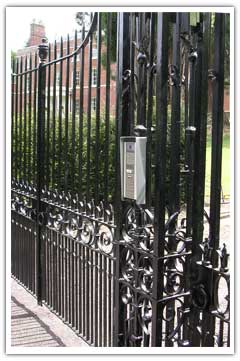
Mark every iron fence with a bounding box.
[11,12,230,347]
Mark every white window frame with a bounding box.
[91,97,96,111]
[92,68,97,87]
[74,70,80,86]
[92,47,98,59]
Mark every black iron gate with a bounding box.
[11,12,230,347]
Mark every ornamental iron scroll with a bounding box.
[122,206,154,252]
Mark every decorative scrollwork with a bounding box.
[66,216,79,239]
[121,285,134,305]
[138,256,153,294]
[213,275,230,317]
[97,224,114,254]
[121,248,136,285]
[80,218,95,245]
[138,297,152,335]
[53,213,64,232]
[122,206,154,252]
[164,258,185,296]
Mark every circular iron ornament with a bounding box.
[138,257,153,294]
[66,217,79,239]
[163,258,184,296]
[138,297,152,335]
[11,198,19,211]
[164,271,183,296]
[53,213,63,232]
[19,202,27,216]
[122,207,137,243]
[121,248,136,285]
[214,275,230,317]
[97,224,114,254]
[80,219,95,245]
[139,226,154,252]
[47,209,58,229]
[122,207,154,252]
[162,298,184,323]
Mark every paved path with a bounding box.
[11,279,89,347]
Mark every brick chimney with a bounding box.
[27,21,46,47]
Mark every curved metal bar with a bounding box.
[12,63,39,77]
[12,12,98,76]
[43,12,98,68]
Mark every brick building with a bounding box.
[15,20,117,116]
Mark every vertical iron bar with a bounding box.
[11,58,15,179]
[78,28,85,197]
[191,13,210,347]
[58,38,63,188]
[52,41,57,189]
[86,34,93,200]
[129,13,136,133]
[14,60,19,180]
[90,245,94,344]
[33,53,38,186]
[64,36,70,192]
[146,13,155,208]
[46,45,51,189]
[103,255,107,346]
[136,13,147,127]
[23,57,27,182]
[99,253,103,346]
[192,13,210,258]
[94,251,99,346]
[169,14,181,214]
[209,13,225,265]
[104,13,111,201]
[165,14,181,346]
[86,246,90,340]
[71,31,77,193]
[113,12,131,347]
[28,55,32,184]
[36,38,48,305]
[152,13,169,347]
[19,57,23,181]
[94,13,102,202]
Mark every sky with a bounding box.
[7,7,87,51]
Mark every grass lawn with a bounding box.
[205,129,230,200]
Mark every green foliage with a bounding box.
[101,13,117,64]
[13,111,117,201]
[11,50,16,66]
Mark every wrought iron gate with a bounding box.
[11,11,230,347]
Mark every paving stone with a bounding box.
[11,279,89,347]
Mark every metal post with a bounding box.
[209,13,225,266]
[113,12,131,346]
[152,12,169,346]
[36,38,48,305]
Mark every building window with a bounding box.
[92,68,97,86]
[91,97,96,111]
[75,71,80,86]
[75,100,80,113]
[27,74,31,92]
[92,47,98,59]
[27,57,30,69]
[56,72,60,86]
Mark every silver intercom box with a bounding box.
[120,136,147,205]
